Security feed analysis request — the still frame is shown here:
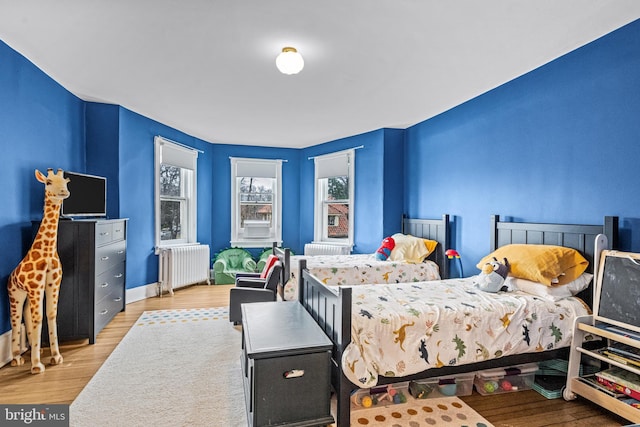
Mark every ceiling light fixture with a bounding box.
[276,47,304,75]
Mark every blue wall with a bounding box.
[86,103,120,219]
[2,19,640,337]
[404,19,640,276]
[382,128,405,237]
[67,106,306,289]
[0,41,85,334]
[207,143,300,259]
[299,129,395,254]
[116,108,218,289]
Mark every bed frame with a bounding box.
[299,215,618,427]
[271,244,290,299]
[276,215,451,300]
[402,214,451,279]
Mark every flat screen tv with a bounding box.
[61,171,107,218]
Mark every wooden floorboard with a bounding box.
[0,284,632,426]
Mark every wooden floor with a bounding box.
[0,284,631,426]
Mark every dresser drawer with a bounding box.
[95,240,126,275]
[95,222,114,246]
[95,263,126,303]
[111,221,126,242]
[95,287,125,333]
[95,220,126,245]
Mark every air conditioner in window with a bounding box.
[244,220,271,238]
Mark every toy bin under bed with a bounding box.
[474,363,539,395]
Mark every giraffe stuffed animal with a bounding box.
[8,168,70,374]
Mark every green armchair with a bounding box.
[213,248,257,285]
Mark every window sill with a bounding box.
[231,239,282,249]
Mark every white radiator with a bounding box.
[158,245,210,296]
[304,243,351,256]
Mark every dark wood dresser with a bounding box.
[38,218,127,344]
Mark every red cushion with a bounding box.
[260,254,278,279]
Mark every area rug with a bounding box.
[70,307,247,427]
[349,396,494,427]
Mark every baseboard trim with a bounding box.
[126,282,160,304]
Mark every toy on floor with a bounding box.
[360,395,373,407]
[393,390,407,404]
[438,378,458,396]
[409,380,434,399]
[500,379,516,391]
[7,169,70,374]
[351,384,409,407]
[473,257,512,293]
[483,380,499,393]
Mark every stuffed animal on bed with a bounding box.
[374,236,396,260]
[473,257,512,292]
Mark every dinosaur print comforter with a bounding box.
[342,277,590,388]
[283,254,441,301]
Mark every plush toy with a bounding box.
[473,257,512,293]
[375,236,395,260]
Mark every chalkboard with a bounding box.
[595,251,640,333]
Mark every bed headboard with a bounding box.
[272,244,290,298]
[402,214,451,279]
[490,215,619,307]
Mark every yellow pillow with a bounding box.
[388,234,436,263]
[423,239,438,257]
[476,244,588,286]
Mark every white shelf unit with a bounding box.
[564,315,640,423]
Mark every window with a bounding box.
[314,149,354,246]
[154,137,198,251]
[230,157,282,247]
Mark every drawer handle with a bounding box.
[101,256,109,261]
[114,297,122,302]
[283,369,305,379]
[100,309,108,315]
[100,232,110,236]
[114,273,123,278]
[117,250,125,254]
[101,282,109,288]
[115,229,122,233]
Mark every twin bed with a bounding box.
[281,215,450,301]
[297,215,619,427]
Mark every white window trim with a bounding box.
[230,157,283,248]
[154,136,198,253]
[313,148,355,248]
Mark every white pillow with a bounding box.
[506,272,593,302]
[388,233,429,263]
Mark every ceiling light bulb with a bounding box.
[276,47,304,75]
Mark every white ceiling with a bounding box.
[2,1,640,149]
